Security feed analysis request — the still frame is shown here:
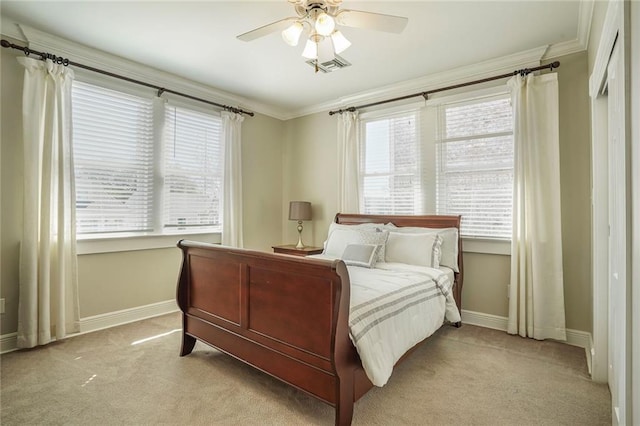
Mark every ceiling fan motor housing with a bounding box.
[294,1,340,18]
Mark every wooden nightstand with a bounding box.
[272,244,323,257]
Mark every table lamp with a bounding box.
[288,201,312,249]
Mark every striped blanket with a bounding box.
[346,263,460,386]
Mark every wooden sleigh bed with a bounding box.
[176,213,463,425]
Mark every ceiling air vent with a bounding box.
[305,55,351,73]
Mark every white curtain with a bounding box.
[507,73,566,341]
[17,57,80,348]
[221,111,244,247]
[337,111,360,213]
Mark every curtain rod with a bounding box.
[1,39,255,117]
[328,61,560,115]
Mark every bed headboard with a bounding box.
[335,213,464,313]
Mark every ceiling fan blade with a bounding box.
[336,9,408,33]
[237,17,298,42]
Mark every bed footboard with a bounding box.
[176,240,361,425]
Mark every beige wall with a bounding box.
[282,51,593,332]
[242,112,285,251]
[282,112,339,246]
[77,249,181,317]
[553,51,592,332]
[1,46,24,335]
[0,47,285,334]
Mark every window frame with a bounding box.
[72,72,222,254]
[357,86,513,254]
[359,105,424,215]
[434,91,514,241]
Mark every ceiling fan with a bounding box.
[237,0,408,69]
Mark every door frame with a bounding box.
[589,0,633,424]
[630,1,640,423]
[589,0,620,385]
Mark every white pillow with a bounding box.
[322,222,384,253]
[324,227,388,262]
[327,222,386,233]
[385,232,442,268]
[388,226,459,272]
[341,244,379,268]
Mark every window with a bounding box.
[360,111,421,215]
[72,81,154,234]
[358,91,513,240]
[436,95,513,239]
[72,81,223,237]
[163,106,222,231]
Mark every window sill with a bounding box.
[77,232,221,255]
[462,238,511,255]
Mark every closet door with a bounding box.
[606,41,628,426]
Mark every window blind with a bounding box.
[360,111,422,215]
[163,105,222,231]
[72,81,154,234]
[436,95,513,239]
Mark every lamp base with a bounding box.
[296,221,305,249]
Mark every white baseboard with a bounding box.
[0,299,178,354]
[461,309,593,350]
[586,334,594,375]
[2,305,594,365]
[1,332,17,354]
[461,309,509,331]
[79,299,179,334]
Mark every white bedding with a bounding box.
[438,265,455,285]
[308,255,461,386]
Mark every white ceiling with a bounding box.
[1,1,587,118]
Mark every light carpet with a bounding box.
[0,313,610,425]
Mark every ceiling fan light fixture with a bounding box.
[317,37,335,62]
[282,22,304,46]
[330,30,351,54]
[315,12,335,36]
[301,38,318,59]
[238,0,408,72]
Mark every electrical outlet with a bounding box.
[0,298,5,314]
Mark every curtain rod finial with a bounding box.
[1,39,11,48]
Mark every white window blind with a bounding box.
[163,106,222,231]
[72,81,154,234]
[436,94,513,239]
[360,111,422,215]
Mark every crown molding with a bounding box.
[292,45,548,119]
[577,0,595,50]
[9,23,290,120]
[0,15,25,41]
[543,0,593,60]
[543,38,587,60]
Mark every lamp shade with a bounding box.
[289,201,312,221]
